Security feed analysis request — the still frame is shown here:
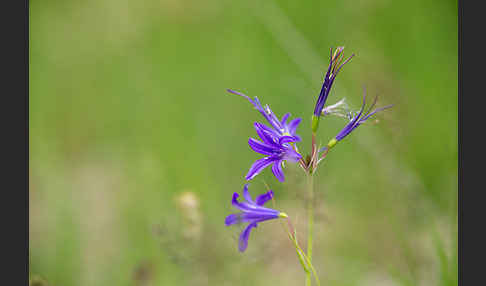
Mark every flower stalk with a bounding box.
[305,172,315,286]
[225,46,392,286]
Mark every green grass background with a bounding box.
[29,0,457,285]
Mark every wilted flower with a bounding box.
[321,98,352,119]
[312,47,354,132]
[225,184,287,252]
[322,94,393,152]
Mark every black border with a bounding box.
[1,0,28,284]
[459,0,486,284]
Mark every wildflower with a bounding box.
[321,94,393,152]
[246,122,302,182]
[312,47,354,132]
[227,89,302,141]
[225,184,288,252]
[245,122,302,182]
[227,89,302,182]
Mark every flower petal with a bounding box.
[245,157,277,181]
[239,221,258,252]
[227,89,254,105]
[271,161,285,182]
[335,97,366,140]
[287,118,302,135]
[241,212,279,221]
[279,135,298,145]
[251,96,266,114]
[242,184,254,203]
[282,147,302,162]
[261,104,283,131]
[360,104,394,122]
[292,135,302,142]
[231,192,279,214]
[225,214,239,226]
[281,113,290,125]
[335,121,356,141]
[248,138,278,155]
[255,190,274,206]
[254,123,280,145]
[249,97,282,132]
[225,212,278,226]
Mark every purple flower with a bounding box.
[246,123,302,182]
[225,184,287,252]
[312,47,354,132]
[321,94,393,152]
[227,89,302,182]
[227,89,302,141]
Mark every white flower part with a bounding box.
[321,98,352,119]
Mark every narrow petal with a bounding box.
[254,123,280,144]
[227,89,254,105]
[282,147,302,162]
[229,89,288,135]
[225,212,278,226]
[239,222,258,252]
[231,192,280,214]
[225,214,239,226]
[240,212,279,221]
[287,118,302,135]
[335,97,368,140]
[242,184,254,203]
[334,53,354,75]
[292,134,302,142]
[228,89,269,120]
[248,138,278,155]
[271,161,285,182]
[363,95,379,118]
[252,97,283,132]
[360,104,394,122]
[261,104,283,131]
[335,120,356,141]
[245,157,277,181]
[255,190,274,206]
[279,135,298,145]
[281,113,290,125]
[313,63,334,116]
[251,97,266,114]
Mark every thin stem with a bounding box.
[310,133,318,173]
[281,216,321,286]
[291,228,321,286]
[305,173,315,286]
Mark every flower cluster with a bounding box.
[224,46,392,253]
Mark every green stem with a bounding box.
[281,217,321,286]
[305,173,315,286]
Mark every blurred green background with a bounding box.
[29,0,457,285]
